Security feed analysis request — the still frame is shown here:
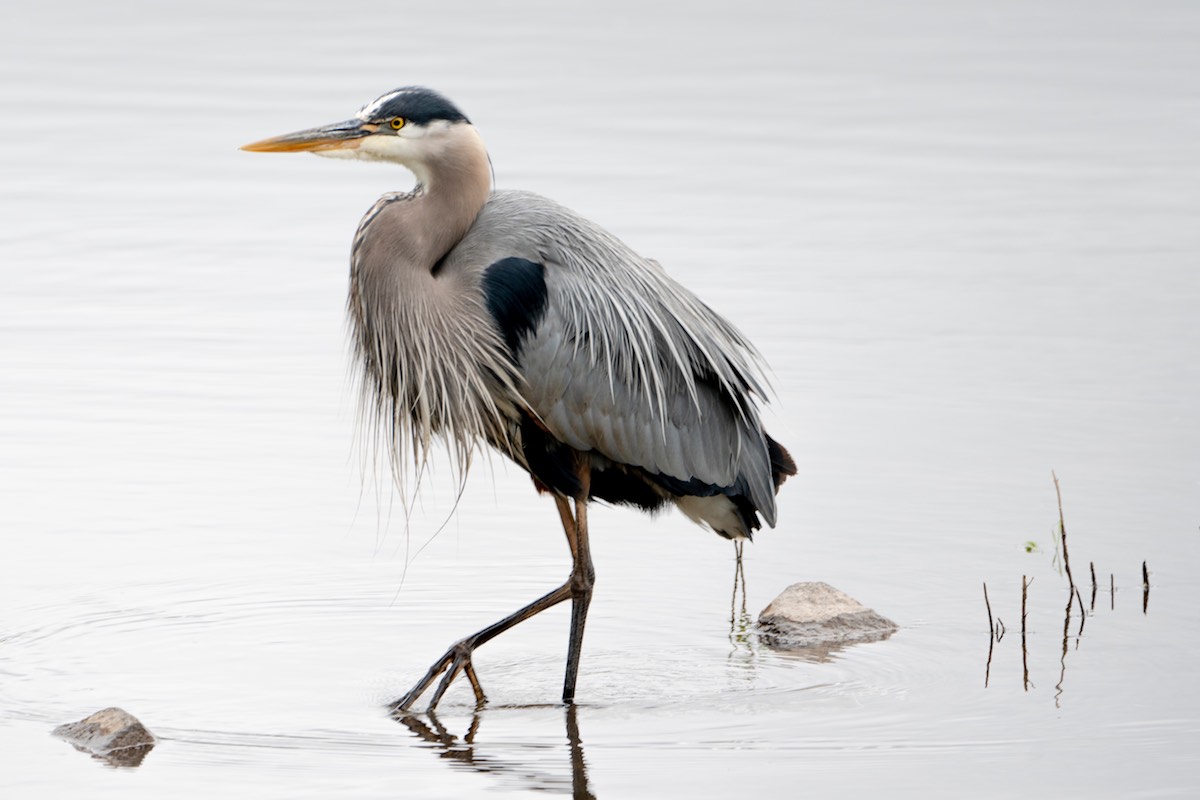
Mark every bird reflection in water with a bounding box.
[395,706,595,800]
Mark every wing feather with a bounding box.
[445,190,781,527]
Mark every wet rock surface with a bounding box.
[52,707,156,767]
[757,582,897,659]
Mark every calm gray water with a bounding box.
[2,1,1198,797]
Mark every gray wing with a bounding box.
[448,190,780,526]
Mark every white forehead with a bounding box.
[356,89,412,121]
[356,94,390,121]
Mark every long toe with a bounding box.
[392,638,486,714]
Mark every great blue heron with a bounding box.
[242,87,795,712]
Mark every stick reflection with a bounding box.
[986,564,1147,704]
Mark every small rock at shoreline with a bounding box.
[757,582,897,656]
[53,707,155,767]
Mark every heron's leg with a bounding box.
[390,579,574,713]
[563,465,594,704]
[391,475,596,714]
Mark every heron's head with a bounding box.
[241,86,479,180]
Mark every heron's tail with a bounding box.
[767,435,796,492]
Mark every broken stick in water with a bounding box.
[1052,471,1079,611]
[1143,560,1150,613]
[1090,561,1097,611]
[1021,575,1031,691]
[983,581,995,639]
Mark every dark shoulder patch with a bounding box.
[481,257,548,358]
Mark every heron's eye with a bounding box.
[389,117,406,131]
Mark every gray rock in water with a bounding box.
[757,582,897,659]
[53,707,156,767]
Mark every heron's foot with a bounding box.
[390,637,488,715]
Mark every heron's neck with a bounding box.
[402,126,492,268]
